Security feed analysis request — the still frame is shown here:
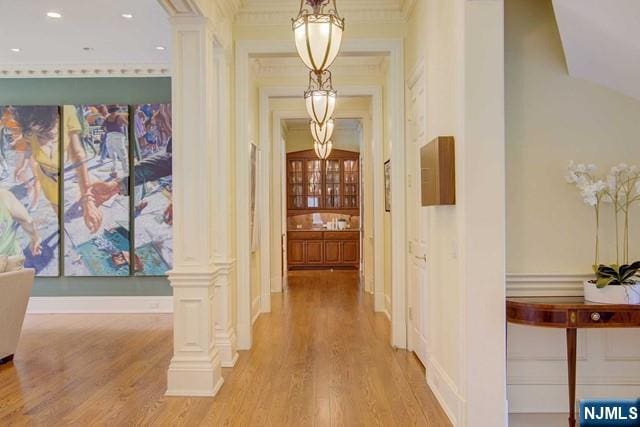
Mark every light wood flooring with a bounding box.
[0,270,451,426]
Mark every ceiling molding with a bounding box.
[0,64,171,79]
[252,57,387,79]
[234,0,411,25]
[158,0,203,17]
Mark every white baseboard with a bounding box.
[383,294,391,320]
[27,296,173,314]
[427,357,464,426]
[252,295,261,325]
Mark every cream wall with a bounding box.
[405,1,506,425]
[249,61,261,323]
[506,0,640,413]
[285,127,361,153]
[405,0,463,403]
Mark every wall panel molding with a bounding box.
[507,272,640,413]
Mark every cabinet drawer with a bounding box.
[324,231,359,240]
[288,231,323,240]
[577,309,640,327]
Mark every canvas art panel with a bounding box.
[132,104,173,276]
[384,159,391,212]
[0,106,60,276]
[62,105,131,276]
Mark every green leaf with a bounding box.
[596,277,615,288]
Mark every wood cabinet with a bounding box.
[287,149,360,216]
[288,231,359,269]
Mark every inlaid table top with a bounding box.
[506,297,640,329]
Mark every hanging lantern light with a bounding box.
[305,70,336,127]
[310,119,334,145]
[292,0,344,74]
[314,140,333,159]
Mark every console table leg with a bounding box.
[566,328,577,427]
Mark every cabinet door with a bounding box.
[342,240,359,265]
[306,241,324,264]
[343,159,359,208]
[288,240,305,265]
[325,159,341,208]
[288,159,304,209]
[324,241,341,264]
[305,159,322,209]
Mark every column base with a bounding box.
[166,355,223,397]
[216,328,239,367]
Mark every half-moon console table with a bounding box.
[506,297,640,427]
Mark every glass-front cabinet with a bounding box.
[286,149,359,212]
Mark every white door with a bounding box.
[406,61,429,367]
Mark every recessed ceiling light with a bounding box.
[10,48,20,53]
[82,47,93,51]
[155,46,166,51]
[121,13,133,19]
[46,11,62,19]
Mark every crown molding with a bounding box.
[0,63,171,78]
[235,6,408,26]
[252,58,386,79]
[159,0,202,17]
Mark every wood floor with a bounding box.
[0,270,451,426]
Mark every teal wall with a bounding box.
[0,77,172,296]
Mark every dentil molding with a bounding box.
[0,64,171,78]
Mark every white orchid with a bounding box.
[567,161,640,267]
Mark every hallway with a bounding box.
[1,271,450,426]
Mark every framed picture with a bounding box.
[384,159,391,212]
[250,142,260,252]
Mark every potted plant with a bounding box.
[567,162,640,304]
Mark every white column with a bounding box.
[212,48,237,367]
[166,16,223,397]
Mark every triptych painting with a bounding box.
[0,104,172,277]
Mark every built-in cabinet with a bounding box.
[286,149,360,270]
[287,149,360,216]
[288,231,359,269]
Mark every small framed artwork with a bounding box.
[384,159,391,212]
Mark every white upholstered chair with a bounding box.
[0,268,35,364]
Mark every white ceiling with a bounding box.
[0,0,170,66]
[552,0,640,100]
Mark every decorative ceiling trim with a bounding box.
[252,58,387,79]
[158,0,203,17]
[235,8,408,25]
[0,64,171,78]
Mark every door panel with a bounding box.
[288,240,305,265]
[306,241,324,264]
[407,62,429,367]
[324,241,341,264]
[342,241,359,265]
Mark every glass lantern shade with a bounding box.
[310,119,334,145]
[293,14,343,73]
[305,89,336,127]
[314,140,333,160]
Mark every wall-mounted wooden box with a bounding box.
[421,136,456,206]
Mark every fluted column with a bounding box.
[166,15,222,397]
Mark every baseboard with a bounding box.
[383,294,391,320]
[27,296,173,314]
[251,295,261,325]
[427,357,464,426]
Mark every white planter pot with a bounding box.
[583,280,640,304]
